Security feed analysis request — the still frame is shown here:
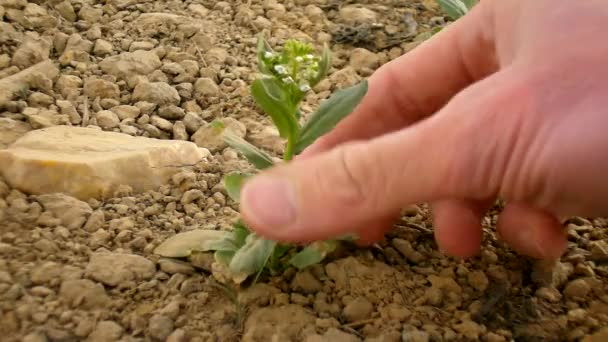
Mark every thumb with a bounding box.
[240,71,519,242]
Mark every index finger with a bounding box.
[301,2,498,157]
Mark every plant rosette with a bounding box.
[154,34,368,284]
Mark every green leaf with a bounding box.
[309,45,331,88]
[295,80,368,154]
[436,0,469,20]
[223,132,275,170]
[251,78,298,140]
[153,229,233,258]
[257,32,274,75]
[224,172,251,203]
[289,240,338,269]
[462,0,478,10]
[232,220,251,247]
[214,250,236,265]
[229,233,277,275]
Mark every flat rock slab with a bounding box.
[0,126,208,200]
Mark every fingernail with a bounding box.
[241,176,297,228]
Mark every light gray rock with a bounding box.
[0,126,207,200]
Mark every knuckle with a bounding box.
[319,143,372,208]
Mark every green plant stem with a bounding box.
[284,136,295,161]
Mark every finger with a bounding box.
[240,68,524,243]
[298,1,498,158]
[432,199,493,258]
[353,212,400,246]
[496,202,567,259]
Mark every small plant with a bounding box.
[436,0,478,21]
[155,34,368,284]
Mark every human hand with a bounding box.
[238,0,608,260]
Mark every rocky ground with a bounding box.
[1,0,608,341]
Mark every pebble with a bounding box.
[563,278,592,299]
[148,314,174,341]
[95,110,120,129]
[291,270,323,294]
[159,259,195,275]
[342,297,374,322]
[85,252,156,286]
[88,320,124,341]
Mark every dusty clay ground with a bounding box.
[1,0,608,341]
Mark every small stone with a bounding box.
[85,251,156,286]
[59,279,109,309]
[349,48,380,72]
[130,41,156,51]
[151,115,173,131]
[111,105,140,120]
[95,110,120,129]
[99,50,162,83]
[238,283,281,307]
[79,6,103,23]
[563,278,591,299]
[158,105,186,120]
[172,121,188,140]
[183,112,204,133]
[88,321,123,342]
[133,82,180,106]
[291,270,323,294]
[205,47,228,65]
[536,287,562,302]
[37,193,92,230]
[22,332,47,342]
[28,92,54,107]
[453,320,486,340]
[392,238,425,263]
[159,259,195,275]
[55,1,76,22]
[11,36,51,69]
[582,327,608,342]
[84,78,120,99]
[166,329,187,342]
[135,101,157,115]
[148,314,174,341]
[0,118,31,149]
[342,297,374,322]
[402,327,430,342]
[194,77,220,99]
[90,229,111,249]
[191,117,246,152]
[83,210,105,232]
[160,300,182,320]
[30,262,62,284]
[338,5,378,24]
[467,270,489,292]
[93,39,113,56]
[161,62,185,75]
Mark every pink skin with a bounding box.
[239,0,608,260]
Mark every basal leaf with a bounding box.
[154,229,233,258]
[232,220,251,247]
[436,0,468,20]
[229,233,277,275]
[224,172,252,203]
[295,80,368,154]
[223,132,275,170]
[289,240,338,269]
[309,45,332,88]
[214,250,236,265]
[251,78,298,140]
